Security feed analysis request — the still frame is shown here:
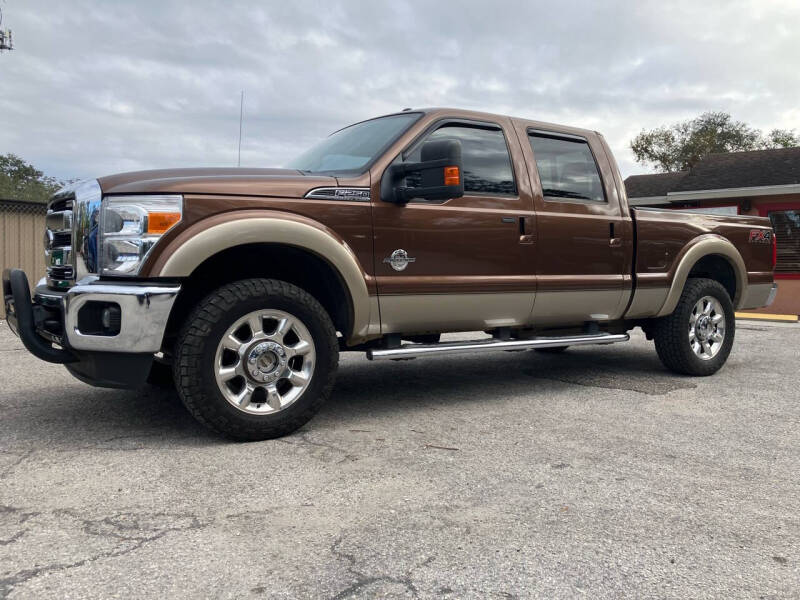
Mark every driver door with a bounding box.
[370,117,537,335]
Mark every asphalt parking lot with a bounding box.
[1,320,798,599]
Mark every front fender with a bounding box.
[148,210,374,343]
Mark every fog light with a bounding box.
[102,306,121,331]
[77,301,121,336]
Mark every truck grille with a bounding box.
[43,179,102,289]
[45,195,75,289]
[48,265,75,280]
[48,196,73,213]
[52,231,72,247]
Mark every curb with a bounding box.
[735,312,798,323]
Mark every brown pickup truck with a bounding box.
[3,108,778,440]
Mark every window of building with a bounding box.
[528,133,606,203]
[405,124,516,196]
[767,209,800,274]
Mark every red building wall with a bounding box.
[687,194,800,316]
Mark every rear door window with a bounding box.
[528,133,606,203]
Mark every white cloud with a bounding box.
[0,0,798,180]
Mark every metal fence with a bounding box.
[1,199,47,318]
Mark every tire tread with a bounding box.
[652,277,734,376]
[173,278,338,440]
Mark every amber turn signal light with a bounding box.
[444,166,460,186]
[147,211,181,234]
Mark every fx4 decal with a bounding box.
[749,229,772,244]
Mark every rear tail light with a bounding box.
[772,231,777,270]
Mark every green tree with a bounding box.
[631,112,800,172]
[0,153,64,203]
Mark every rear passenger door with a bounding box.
[515,126,628,325]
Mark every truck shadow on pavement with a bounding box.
[4,344,699,447]
[327,344,698,417]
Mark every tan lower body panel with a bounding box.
[378,289,630,334]
[625,286,669,319]
[378,292,533,334]
[531,289,627,326]
[362,295,382,339]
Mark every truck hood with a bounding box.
[97,168,338,198]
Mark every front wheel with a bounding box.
[174,278,339,440]
[652,277,734,376]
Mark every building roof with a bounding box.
[624,171,687,199]
[625,146,800,199]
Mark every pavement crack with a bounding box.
[0,449,34,480]
[278,432,359,463]
[0,505,38,522]
[0,530,26,546]
[522,370,696,396]
[329,534,419,599]
[0,510,208,598]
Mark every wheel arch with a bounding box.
[656,234,747,317]
[152,211,375,345]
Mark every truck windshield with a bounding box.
[287,113,420,174]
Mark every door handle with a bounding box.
[608,222,621,247]
[519,216,534,244]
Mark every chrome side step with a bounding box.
[366,333,629,361]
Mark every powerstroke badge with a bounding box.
[749,230,772,244]
[384,249,416,271]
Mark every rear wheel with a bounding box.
[174,278,338,440]
[652,277,734,376]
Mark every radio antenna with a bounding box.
[237,90,244,167]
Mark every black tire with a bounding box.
[652,277,735,376]
[173,278,339,441]
[535,346,569,354]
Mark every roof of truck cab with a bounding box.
[380,108,601,139]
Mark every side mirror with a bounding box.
[380,138,464,204]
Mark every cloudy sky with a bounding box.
[1,0,799,182]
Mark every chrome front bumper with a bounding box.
[5,269,180,388]
[35,276,180,353]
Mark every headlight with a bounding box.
[99,195,182,276]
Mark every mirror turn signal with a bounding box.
[443,166,460,186]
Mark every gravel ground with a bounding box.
[0,320,798,599]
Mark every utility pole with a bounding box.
[237,90,244,167]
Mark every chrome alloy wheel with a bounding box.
[688,296,726,360]
[214,309,316,414]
